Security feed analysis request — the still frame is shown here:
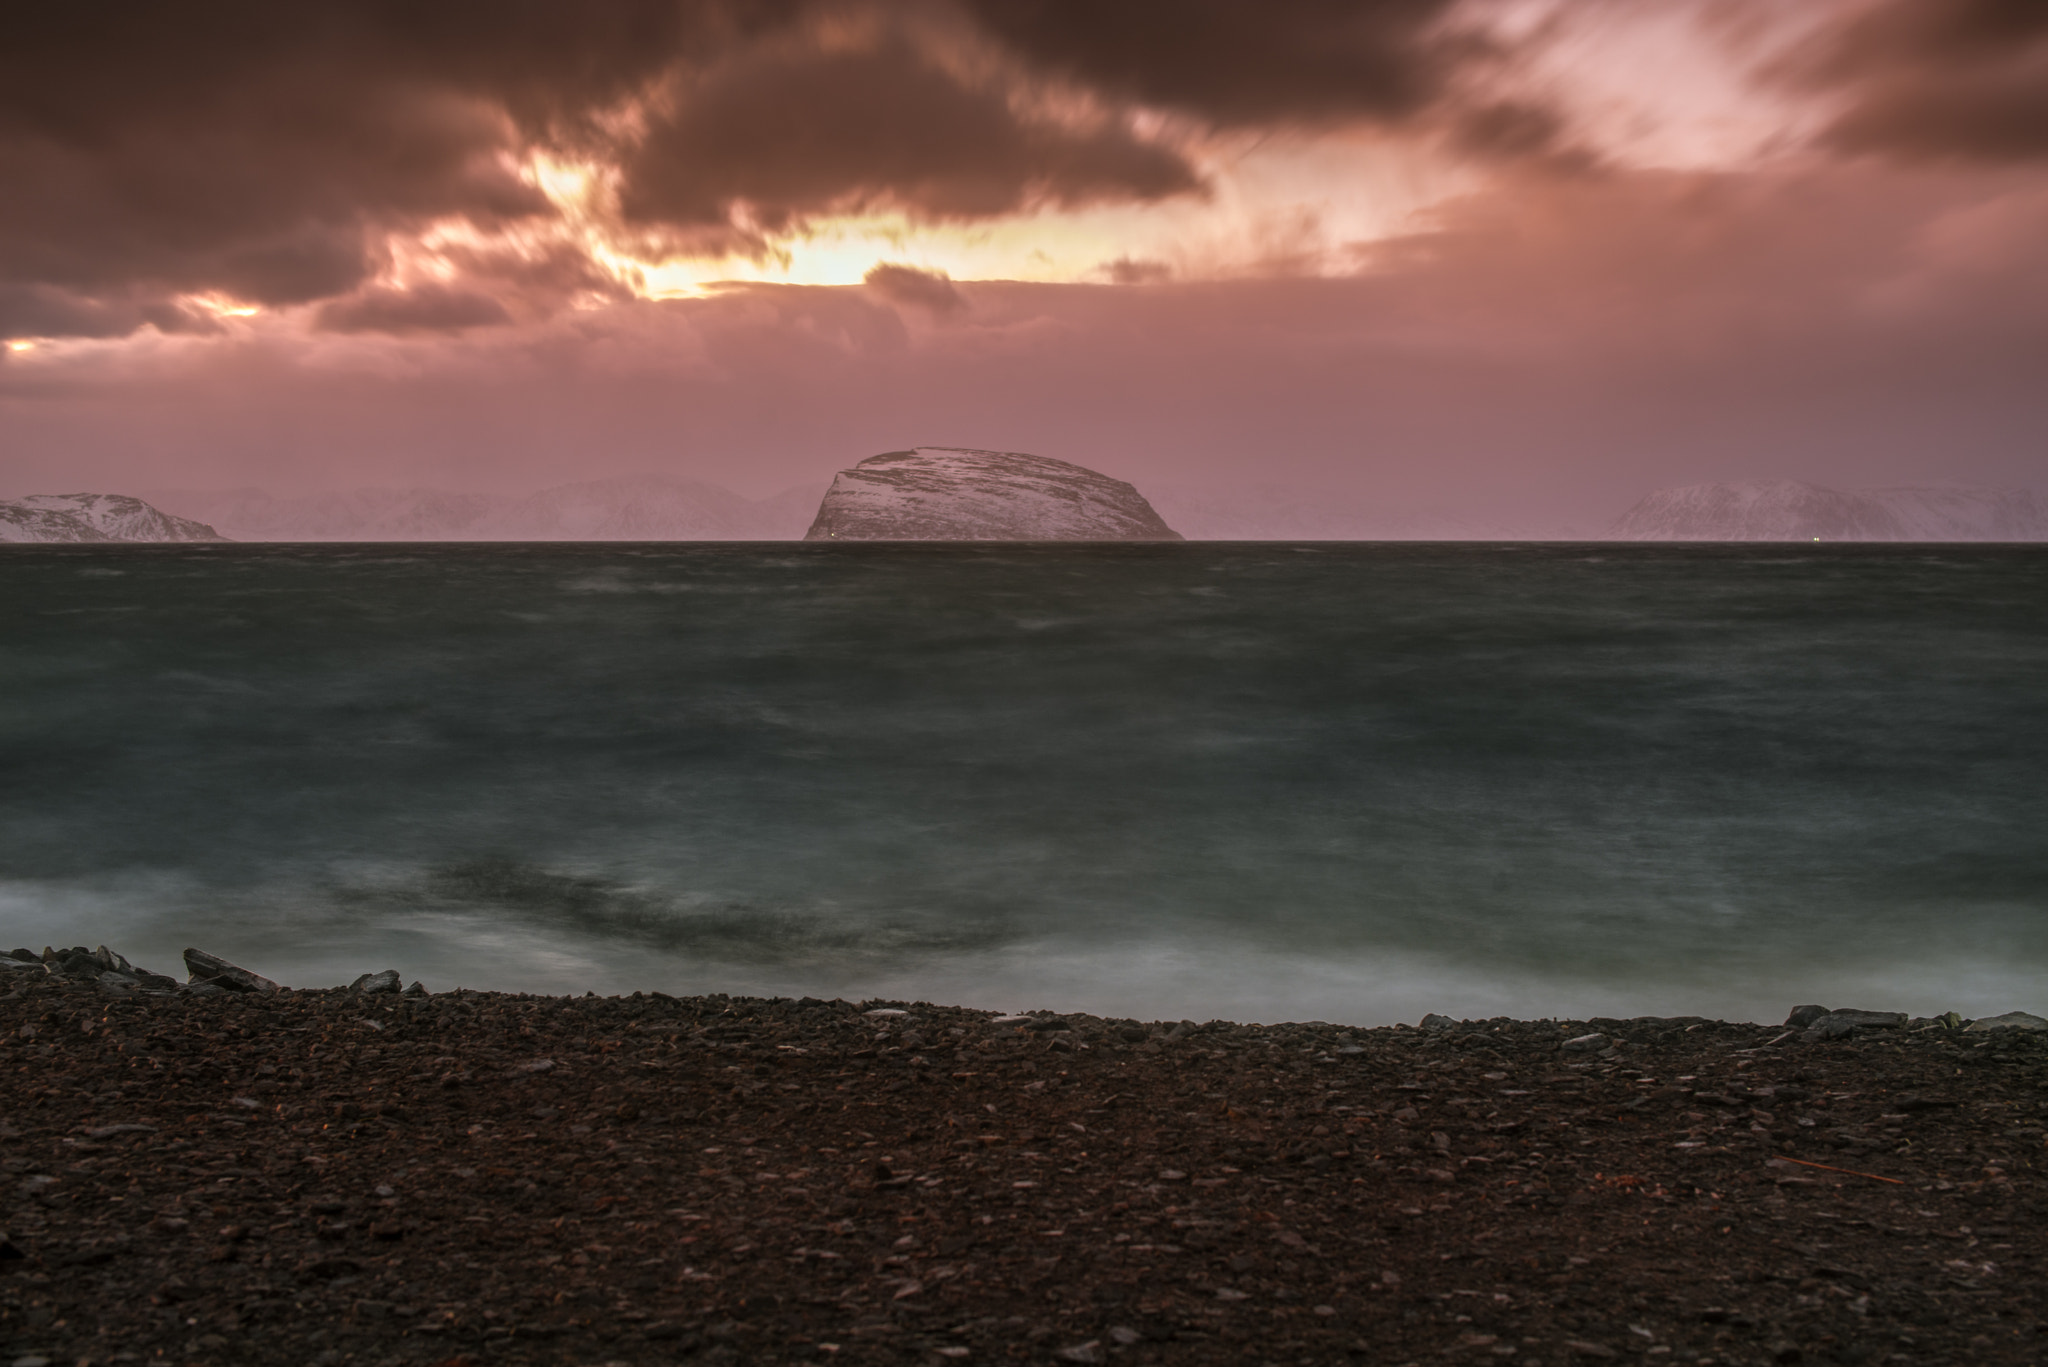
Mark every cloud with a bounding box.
[4,0,2043,355]
[12,160,2043,530]
[313,283,516,335]
[956,0,1464,127]
[617,39,1201,234]
[863,263,968,315]
[0,1,778,338]
[0,283,221,341]
[1102,257,1171,284]
[1792,0,2048,161]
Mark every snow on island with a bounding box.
[0,493,226,543]
[803,447,1183,541]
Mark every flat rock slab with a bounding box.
[1967,1011,2048,1032]
[181,948,278,994]
[1802,1008,1907,1040]
[4,977,2047,1366]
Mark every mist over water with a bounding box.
[4,541,2044,1024]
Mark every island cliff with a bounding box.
[803,447,1183,541]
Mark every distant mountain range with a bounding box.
[1612,481,2045,541]
[1144,484,1555,540]
[143,477,824,541]
[0,493,225,543]
[7,476,2040,544]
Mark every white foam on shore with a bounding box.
[9,878,2043,1026]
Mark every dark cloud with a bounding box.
[314,284,515,335]
[1102,257,1171,284]
[1449,100,1597,170]
[956,0,1464,127]
[0,1,793,339]
[863,264,968,315]
[617,40,1201,233]
[0,283,218,341]
[440,243,638,311]
[0,0,1578,342]
[1796,0,2048,161]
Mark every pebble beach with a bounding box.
[4,947,2047,1366]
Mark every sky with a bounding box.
[2,0,2045,524]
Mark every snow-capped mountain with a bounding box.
[1145,483,1555,540]
[141,487,502,540]
[0,493,226,543]
[1861,486,2046,541]
[473,477,816,540]
[147,478,823,541]
[803,448,1182,541]
[1613,480,2045,541]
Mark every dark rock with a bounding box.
[1419,1014,1459,1032]
[349,970,401,995]
[182,948,279,994]
[1784,1005,1830,1028]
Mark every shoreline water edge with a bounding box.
[7,945,2048,1364]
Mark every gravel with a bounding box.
[5,962,2047,1365]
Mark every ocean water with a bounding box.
[3,541,2044,1026]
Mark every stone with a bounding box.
[349,970,401,995]
[1784,1005,1830,1028]
[803,447,1183,541]
[49,947,103,978]
[1419,1014,1459,1032]
[182,948,279,994]
[403,980,427,996]
[1560,1033,1609,1053]
[1801,1009,1906,1041]
[1964,1011,2048,1032]
[82,1124,157,1139]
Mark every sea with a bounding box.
[4,541,2044,1027]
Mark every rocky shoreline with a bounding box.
[5,947,2047,1366]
